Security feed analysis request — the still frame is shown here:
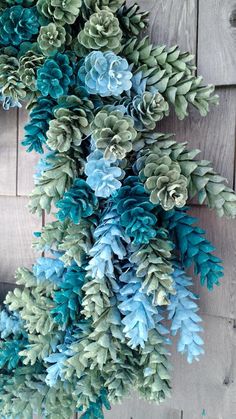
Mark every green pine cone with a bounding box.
[130,232,175,306]
[47,96,94,152]
[38,23,66,56]
[133,92,169,130]
[19,50,45,91]
[37,0,82,25]
[141,153,188,209]
[78,10,122,53]
[83,0,125,13]
[118,3,149,36]
[92,108,137,160]
[0,54,26,101]
[138,133,236,218]
[138,329,171,403]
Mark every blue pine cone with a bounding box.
[85,150,125,198]
[78,51,132,97]
[56,179,98,224]
[37,53,73,99]
[0,6,39,46]
[168,267,204,363]
[22,96,55,153]
[118,266,158,349]
[114,176,157,245]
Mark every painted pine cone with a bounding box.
[56,179,98,224]
[92,108,137,160]
[78,10,122,53]
[83,0,125,13]
[19,50,45,91]
[142,154,188,210]
[38,23,66,56]
[115,177,157,245]
[78,51,132,97]
[133,92,169,130]
[37,53,73,99]
[37,0,82,25]
[0,55,26,101]
[0,5,39,46]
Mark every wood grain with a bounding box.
[132,0,197,53]
[0,108,17,196]
[0,196,41,284]
[158,87,236,187]
[105,397,181,419]
[17,106,39,196]
[198,0,236,85]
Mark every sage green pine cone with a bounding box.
[78,10,122,53]
[92,108,137,160]
[83,0,125,13]
[133,92,169,130]
[47,96,94,152]
[0,54,26,101]
[37,0,82,25]
[19,50,45,91]
[142,154,188,210]
[38,23,66,56]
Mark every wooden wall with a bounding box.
[0,1,235,418]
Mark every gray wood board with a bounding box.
[198,0,236,85]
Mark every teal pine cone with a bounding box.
[78,10,122,53]
[141,154,188,210]
[38,23,66,56]
[91,108,137,160]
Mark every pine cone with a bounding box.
[118,3,149,36]
[37,53,73,99]
[92,108,137,160]
[139,134,236,218]
[56,179,98,224]
[47,95,94,152]
[0,5,39,46]
[141,154,188,210]
[38,23,66,56]
[29,153,77,215]
[0,55,26,101]
[159,208,224,290]
[37,0,82,25]
[19,50,45,92]
[130,231,175,306]
[59,219,96,266]
[22,96,55,154]
[132,92,169,130]
[78,51,132,97]
[85,150,125,198]
[123,36,195,75]
[83,0,125,14]
[78,10,122,53]
[114,176,157,245]
[138,329,171,403]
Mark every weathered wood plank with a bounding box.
[0,196,41,283]
[165,315,236,417]
[17,106,39,196]
[0,282,16,303]
[0,108,17,196]
[105,397,181,419]
[198,0,236,85]
[132,0,197,53]
[159,87,236,187]
[189,207,236,320]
